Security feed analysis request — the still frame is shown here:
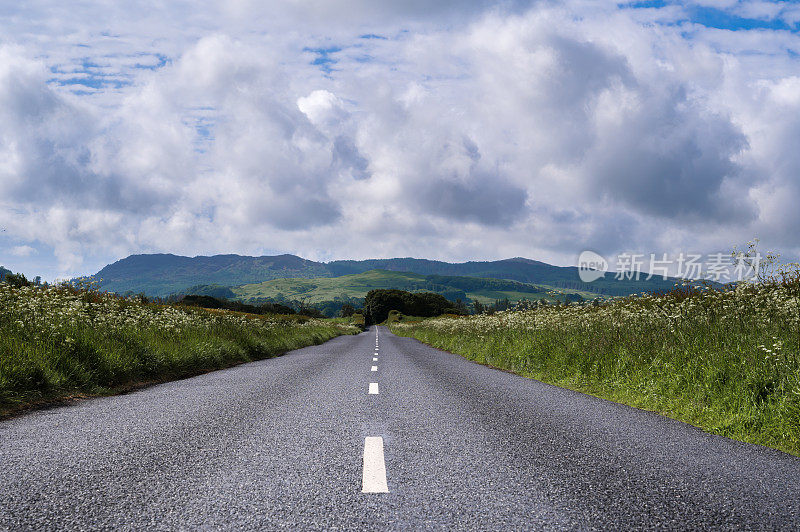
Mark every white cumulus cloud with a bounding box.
[0,1,799,279]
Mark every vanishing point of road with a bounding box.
[1,326,798,530]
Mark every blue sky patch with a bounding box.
[133,53,170,70]
[51,77,121,89]
[622,1,798,33]
[619,0,668,9]
[303,46,343,73]
[688,5,793,31]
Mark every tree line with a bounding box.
[363,289,467,324]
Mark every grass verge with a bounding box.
[0,284,359,416]
[390,281,800,456]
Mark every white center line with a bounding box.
[368,382,379,394]
[373,357,378,361]
[362,437,389,493]
[371,365,378,371]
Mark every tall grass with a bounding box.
[0,283,359,414]
[391,277,800,456]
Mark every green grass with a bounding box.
[232,269,581,305]
[385,310,428,324]
[391,281,800,456]
[233,269,426,302]
[466,288,595,304]
[0,284,359,415]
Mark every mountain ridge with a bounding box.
[92,253,678,298]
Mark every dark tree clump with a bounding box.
[363,289,463,324]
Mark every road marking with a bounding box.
[371,365,378,371]
[373,357,378,361]
[369,382,379,394]
[362,437,389,493]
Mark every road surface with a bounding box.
[1,326,799,530]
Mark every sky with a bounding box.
[1,0,800,280]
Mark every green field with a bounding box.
[231,269,594,305]
[465,288,587,304]
[233,270,427,302]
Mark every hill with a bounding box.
[327,257,675,296]
[91,253,678,298]
[93,253,330,296]
[228,269,569,305]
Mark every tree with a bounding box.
[3,272,31,288]
[363,289,463,324]
[364,289,409,324]
[491,298,512,312]
[340,303,356,318]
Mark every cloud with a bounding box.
[417,170,528,226]
[0,1,799,280]
[10,245,35,257]
[585,83,752,222]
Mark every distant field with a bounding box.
[465,288,594,304]
[233,270,429,303]
[231,269,590,305]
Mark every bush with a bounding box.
[364,289,462,324]
[2,272,31,288]
[180,294,296,315]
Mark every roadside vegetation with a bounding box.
[0,279,359,415]
[391,264,800,456]
[363,289,467,324]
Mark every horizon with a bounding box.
[2,1,799,281]
[64,253,557,284]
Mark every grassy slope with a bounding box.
[0,284,359,415]
[233,269,596,304]
[390,285,800,456]
[232,269,426,302]
[466,288,593,303]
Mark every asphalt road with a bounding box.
[1,325,799,530]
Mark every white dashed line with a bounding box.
[369,382,379,394]
[373,357,378,361]
[371,365,378,372]
[362,437,389,493]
